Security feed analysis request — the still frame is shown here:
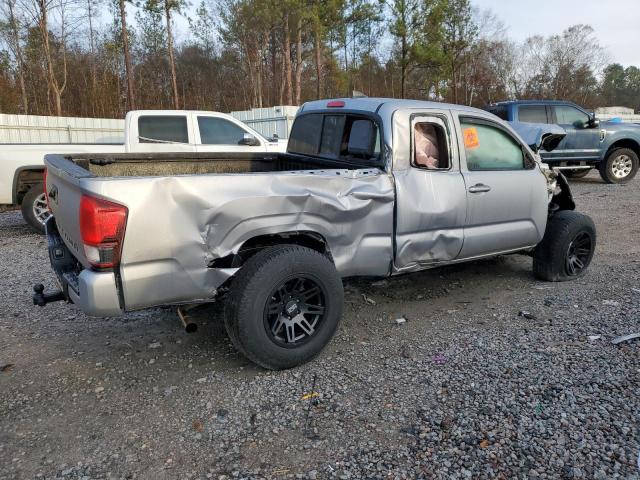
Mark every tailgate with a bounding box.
[45,154,94,267]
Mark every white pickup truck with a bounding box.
[0,110,286,232]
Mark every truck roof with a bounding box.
[301,97,488,115]
[126,109,238,116]
[488,100,577,106]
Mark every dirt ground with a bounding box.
[1,172,639,479]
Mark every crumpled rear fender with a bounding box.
[92,169,395,310]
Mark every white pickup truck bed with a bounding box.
[1,110,286,232]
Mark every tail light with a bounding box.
[79,195,128,269]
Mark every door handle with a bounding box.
[468,183,491,193]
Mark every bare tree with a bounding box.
[25,0,70,115]
[162,0,181,109]
[118,0,136,110]
[1,0,29,113]
[282,11,293,104]
[293,13,303,105]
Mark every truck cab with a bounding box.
[123,110,286,153]
[485,100,640,184]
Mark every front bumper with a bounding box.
[42,217,123,317]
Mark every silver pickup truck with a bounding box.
[35,98,596,369]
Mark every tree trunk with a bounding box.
[38,0,63,115]
[279,56,285,105]
[313,22,322,99]
[294,16,303,105]
[87,0,98,115]
[282,12,293,105]
[119,0,136,110]
[343,32,349,96]
[270,27,277,105]
[7,0,28,113]
[400,35,406,99]
[164,1,180,109]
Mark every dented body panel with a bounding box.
[115,169,394,309]
[45,154,394,311]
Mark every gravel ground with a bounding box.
[1,172,639,480]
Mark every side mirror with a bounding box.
[239,133,260,146]
[540,132,566,152]
[589,116,600,128]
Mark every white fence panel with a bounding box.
[231,106,299,139]
[0,114,125,144]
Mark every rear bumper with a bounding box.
[68,270,122,316]
[45,217,123,317]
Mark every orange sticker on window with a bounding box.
[463,127,480,149]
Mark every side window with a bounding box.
[198,117,249,145]
[517,105,548,124]
[138,116,188,143]
[413,122,450,170]
[461,119,525,171]
[554,105,589,127]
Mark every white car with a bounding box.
[0,110,286,232]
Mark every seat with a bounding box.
[414,124,440,169]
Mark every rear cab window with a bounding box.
[288,113,382,165]
[412,120,451,170]
[138,116,188,143]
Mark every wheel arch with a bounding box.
[603,138,640,160]
[550,172,576,214]
[13,166,45,205]
[210,230,333,269]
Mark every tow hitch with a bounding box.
[32,284,65,307]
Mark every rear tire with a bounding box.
[224,244,343,370]
[533,211,596,282]
[598,148,639,184]
[21,183,49,234]
[564,169,591,179]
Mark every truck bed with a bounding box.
[44,151,394,312]
[59,152,365,178]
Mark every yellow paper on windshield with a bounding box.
[463,127,480,149]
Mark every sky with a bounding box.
[471,0,640,67]
[168,0,640,68]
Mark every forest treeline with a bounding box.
[1,0,639,118]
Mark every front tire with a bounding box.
[533,211,596,282]
[224,245,344,370]
[21,183,50,234]
[598,148,639,184]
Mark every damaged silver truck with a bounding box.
[34,98,596,369]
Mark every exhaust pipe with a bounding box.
[177,306,198,333]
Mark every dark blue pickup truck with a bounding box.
[485,100,639,184]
